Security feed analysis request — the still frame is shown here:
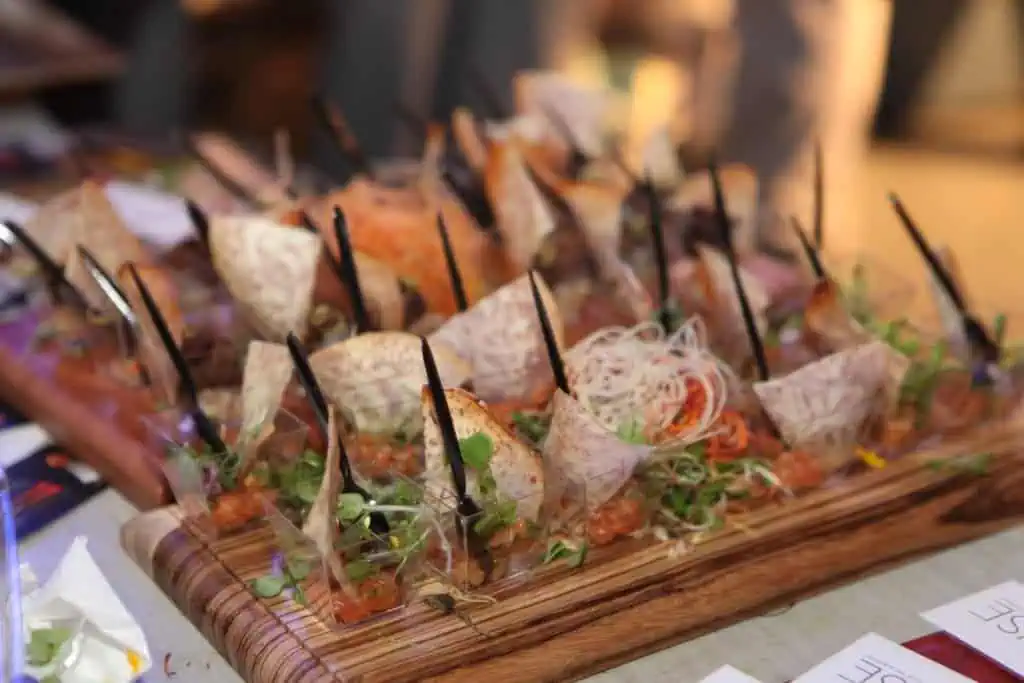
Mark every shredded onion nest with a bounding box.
[564,318,732,447]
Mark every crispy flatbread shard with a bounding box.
[451,107,488,173]
[484,140,557,271]
[753,340,910,456]
[21,187,80,265]
[301,408,347,586]
[64,182,152,311]
[352,253,407,331]
[117,263,184,407]
[543,389,650,510]
[240,341,293,439]
[640,126,683,191]
[513,71,613,159]
[315,184,495,316]
[668,165,758,254]
[421,387,544,521]
[191,132,292,207]
[309,332,471,434]
[928,244,971,357]
[429,273,564,402]
[209,215,321,342]
[803,278,874,352]
[695,245,770,338]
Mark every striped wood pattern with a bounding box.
[122,415,1024,683]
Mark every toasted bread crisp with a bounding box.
[429,272,564,402]
[421,387,545,521]
[309,332,471,435]
[209,215,322,342]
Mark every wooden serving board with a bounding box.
[0,308,169,509]
[121,418,1024,683]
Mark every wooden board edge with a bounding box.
[120,505,185,578]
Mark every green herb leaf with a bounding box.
[250,575,287,598]
[512,411,550,444]
[542,540,568,564]
[26,627,72,666]
[337,493,367,523]
[286,556,312,581]
[345,559,379,583]
[616,418,647,445]
[473,499,518,537]
[566,543,589,568]
[459,433,493,470]
[294,478,321,505]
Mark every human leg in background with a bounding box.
[719,0,892,262]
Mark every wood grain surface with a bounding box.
[121,416,1024,683]
[0,308,169,509]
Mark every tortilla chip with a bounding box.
[668,165,758,254]
[640,126,683,191]
[429,273,564,402]
[313,184,495,316]
[21,187,80,265]
[752,341,910,460]
[928,244,970,356]
[695,245,769,341]
[240,341,293,439]
[309,332,471,435]
[513,71,612,159]
[209,215,322,342]
[543,389,650,510]
[191,132,291,207]
[302,407,347,586]
[803,278,874,352]
[198,388,241,424]
[452,107,488,173]
[484,140,557,271]
[421,387,544,521]
[117,263,184,407]
[65,182,152,312]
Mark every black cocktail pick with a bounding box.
[528,270,569,394]
[0,220,91,312]
[466,66,507,119]
[183,136,260,207]
[125,263,225,453]
[436,213,468,312]
[539,104,590,179]
[441,167,497,235]
[331,207,373,333]
[77,246,140,357]
[298,211,319,235]
[420,336,493,577]
[641,174,672,333]
[286,333,389,535]
[888,192,1000,366]
[312,95,375,180]
[709,163,771,382]
[813,140,824,250]
[790,217,826,280]
[184,199,210,247]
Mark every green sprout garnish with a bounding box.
[927,452,994,476]
[511,411,550,446]
[616,418,648,445]
[542,539,588,568]
[250,554,312,604]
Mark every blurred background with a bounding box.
[1,0,1022,318]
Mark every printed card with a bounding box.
[794,633,971,683]
[699,665,763,682]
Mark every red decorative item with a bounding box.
[904,633,1022,682]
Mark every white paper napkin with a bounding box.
[20,537,152,683]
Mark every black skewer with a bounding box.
[184,199,210,247]
[394,101,429,145]
[0,220,91,312]
[436,213,468,312]
[888,193,1000,365]
[125,263,226,453]
[813,139,824,250]
[298,211,320,235]
[420,336,493,576]
[331,207,373,333]
[183,136,260,207]
[539,104,590,178]
[466,66,507,119]
[311,95,375,180]
[641,174,672,333]
[440,167,497,235]
[790,217,826,280]
[709,163,771,382]
[528,271,569,394]
[286,333,389,535]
